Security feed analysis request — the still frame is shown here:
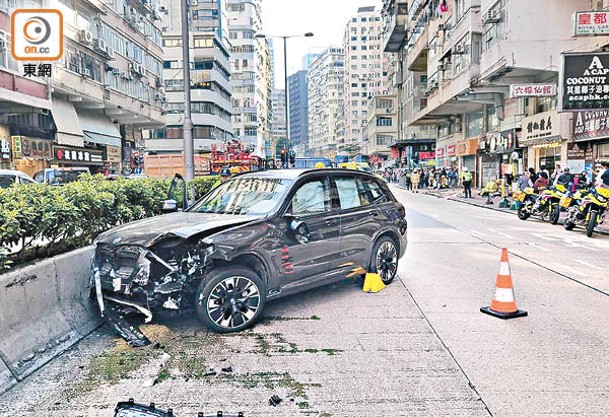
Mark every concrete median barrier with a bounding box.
[0,247,100,394]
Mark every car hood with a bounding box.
[96,212,261,247]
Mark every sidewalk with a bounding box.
[395,184,609,235]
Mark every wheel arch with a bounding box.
[374,230,401,254]
[213,253,271,286]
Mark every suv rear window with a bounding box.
[0,175,16,188]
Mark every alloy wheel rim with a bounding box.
[376,241,397,282]
[205,276,260,329]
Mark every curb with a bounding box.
[395,185,609,236]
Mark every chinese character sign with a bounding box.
[561,53,609,110]
[574,11,609,36]
[510,83,557,98]
[521,110,560,144]
[1,139,12,161]
[572,110,609,141]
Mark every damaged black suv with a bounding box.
[91,169,407,334]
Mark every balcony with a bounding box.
[383,1,408,53]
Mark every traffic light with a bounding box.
[280,148,286,163]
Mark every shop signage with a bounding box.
[419,151,436,160]
[561,53,609,110]
[11,136,52,159]
[567,143,586,159]
[0,138,11,161]
[521,110,560,144]
[572,109,609,141]
[455,139,478,157]
[436,146,446,158]
[54,146,103,163]
[574,11,609,36]
[447,144,456,156]
[489,130,518,154]
[510,83,557,98]
[105,145,122,163]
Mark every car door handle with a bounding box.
[326,219,338,226]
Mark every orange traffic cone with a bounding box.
[480,248,528,319]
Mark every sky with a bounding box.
[261,0,382,88]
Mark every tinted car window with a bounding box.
[0,175,16,188]
[190,177,292,215]
[360,177,384,201]
[290,177,331,215]
[335,176,371,209]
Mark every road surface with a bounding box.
[1,188,608,417]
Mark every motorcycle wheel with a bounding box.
[586,211,598,237]
[550,204,560,225]
[564,213,576,230]
[518,204,531,220]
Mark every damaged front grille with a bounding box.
[96,244,153,291]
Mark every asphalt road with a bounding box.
[1,189,608,416]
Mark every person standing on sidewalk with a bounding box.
[517,171,533,192]
[461,167,473,198]
[411,169,420,192]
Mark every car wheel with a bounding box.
[369,236,398,284]
[196,266,267,333]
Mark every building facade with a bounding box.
[366,95,398,167]
[1,0,165,176]
[302,52,323,71]
[308,47,344,157]
[343,6,390,153]
[288,70,309,155]
[227,0,272,157]
[383,0,609,183]
[271,88,286,140]
[147,0,233,159]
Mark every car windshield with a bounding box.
[189,177,292,216]
[0,175,16,188]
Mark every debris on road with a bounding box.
[106,307,151,347]
[268,394,283,406]
[221,366,233,373]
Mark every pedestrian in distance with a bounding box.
[411,169,420,192]
[212,166,232,189]
[529,167,539,184]
[575,171,589,190]
[461,167,473,198]
[517,171,533,192]
[556,167,574,191]
[551,164,562,185]
[533,172,549,193]
[595,161,609,187]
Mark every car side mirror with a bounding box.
[160,199,179,213]
[289,219,310,244]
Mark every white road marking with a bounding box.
[528,242,550,252]
[487,228,515,239]
[469,229,486,236]
[574,260,604,271]
[553,263,589,277]
[429,213,440,218]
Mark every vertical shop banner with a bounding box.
[561,52,609,110]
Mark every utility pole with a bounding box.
[283,36,290,167]
[181,0,195,181]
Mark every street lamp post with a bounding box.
[181,0,194,181]
[255,32,313,168]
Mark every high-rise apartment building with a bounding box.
[382,0,609,185]
[147,0,233,157]
[227,0,272,157]
[271,89,287,140]
[342,6,389,152]
[1,0,165,176]
[288,70,310,152]
[302,52,323,70]
[308,47,344,157]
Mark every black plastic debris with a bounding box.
[268,395,283,407]
[221,366,233,373]
[204,369,217,377]
[114,398,173,416]
[106,308,150,347]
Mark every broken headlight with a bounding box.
[132,255,151,286]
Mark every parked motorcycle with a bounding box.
[514,186,563,224]
[563,186,609,237]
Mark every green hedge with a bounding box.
[0,174,218,270]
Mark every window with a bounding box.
[466,110,483,137]
[351,46,357,51]
[361,17,367,22]
[376,117,392,127]
[163,39,183,47]
[335,177,370,209]
[193,38,213,48]
[360,177,384,201]
[163,60,180,69]
[351,83,358,87]
[290,178,330,215]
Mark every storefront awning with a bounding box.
[77,111,122,147]
[51,99,84,147]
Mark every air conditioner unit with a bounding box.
[78,29,93,45]
[0,36,6,52]
[111,67,121,74]
[130,62,145,76]
[484,9,501,23]
[95,38,107,52]
[82,68,92,77]
[106,47,115,59]
[453,44,465,55]
[154,93,164,101]
[190,0,197,5]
